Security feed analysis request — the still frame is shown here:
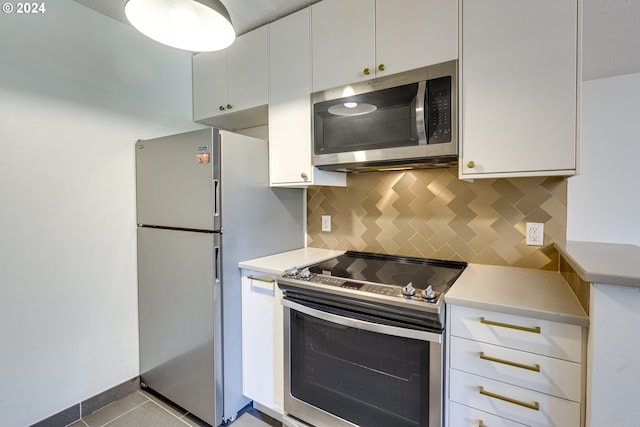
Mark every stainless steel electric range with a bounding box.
[278,251,467,427]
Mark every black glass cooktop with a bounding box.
[308,251,467,294]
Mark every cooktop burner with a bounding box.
[279,251,467,319]
[308,251,465,294]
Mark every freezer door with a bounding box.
[137,227,222,426]
[136,128,221,231]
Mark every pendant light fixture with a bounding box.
[125,0,236,52]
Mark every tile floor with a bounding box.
[65,390,282,427]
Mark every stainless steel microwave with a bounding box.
[312,60,457,172]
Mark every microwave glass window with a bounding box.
[314,83,419,155]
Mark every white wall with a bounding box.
[0,2,202,425]
[567,72,640,245]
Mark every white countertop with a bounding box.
[555,240,640,288]
[445,264,589,326]
[238,247,345,275]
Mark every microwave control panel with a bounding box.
[426,76,452,144]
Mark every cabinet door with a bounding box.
[227,26,269,113]
[192,50,227,121]
[459,0,578,178]
[376,0,457,76]
[269,8,346,188]
[311,0,375,92]
[241,272,284,414]
[269,8,313,185]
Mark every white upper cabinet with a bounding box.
[311,0,458,92]
[311,0,375,92]
[376,0,458,77]
[459,0,579,178]
[192,26,269,130]
[269,7,346,187]
[193,49,226,119]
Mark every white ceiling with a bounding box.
[72,0,321,37]
[72,0,640,81]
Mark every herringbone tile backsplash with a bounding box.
[307,168,566,270]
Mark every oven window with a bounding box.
[290,310,429,427]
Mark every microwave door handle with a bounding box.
[282,298,442,344]
[416,81,427,145]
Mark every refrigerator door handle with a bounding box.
[213,179,220,220]
[214,244,221,284]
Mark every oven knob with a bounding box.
[402,282,416,297]
[299,267,313,280]
[421,285,438,302]
[283,268,299,278]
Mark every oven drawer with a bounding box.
[449,305,582,362]
[449,401,528,427]
[449,369,580,427]
[450,336,582,401]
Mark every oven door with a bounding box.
[282,298,443,427]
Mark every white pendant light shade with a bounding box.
[125,0,236,52]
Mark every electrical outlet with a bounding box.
[526,222,544,246]
[321,215,331,232]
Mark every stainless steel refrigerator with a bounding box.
[135,128,304,426]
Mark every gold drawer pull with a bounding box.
[480,352,541,372]
[480,317,541,334]
[247,275,275,284]
[478,421,486,427]
[479,386,540,411]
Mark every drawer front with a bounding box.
[449,369,580,427]
[449,401,529,427]
[244,270,278,293]
[450,336,581,401]
[449,305,582,362]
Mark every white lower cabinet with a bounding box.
[450,370,580,427]
[240,271,284,416]
[450,336,582,402]
[447,305,584,427]
[449,401,528,427]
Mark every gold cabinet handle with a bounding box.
[467,160,475,168]
[219,105,225,111]
[479,386,540,411]
[480,317,541,334]
[363,67,371,75]
[378,63,385,71]
[300,172,308,180]
[226,104,232,110]
[247,275,275,284]
[479,352,541,372]
[478,421,486,427]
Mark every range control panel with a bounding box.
[426,75,452,144]
[289,269,442,304]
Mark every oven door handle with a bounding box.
[282,299,442,343]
